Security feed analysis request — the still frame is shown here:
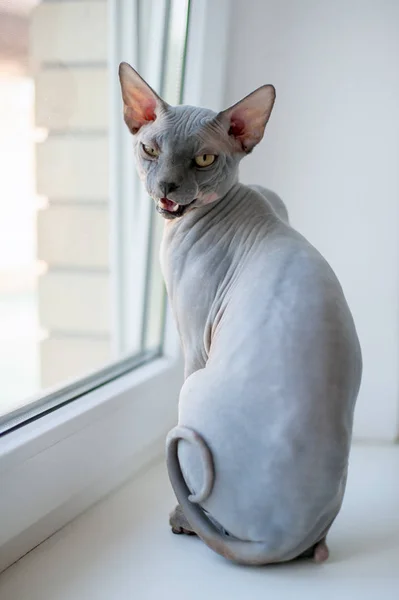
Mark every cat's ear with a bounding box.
[119,62,168,134]
[216,85,276,153]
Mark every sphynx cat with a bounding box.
[119,62,362,565]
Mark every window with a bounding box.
[0,0,189,433]
[0,0,229,573]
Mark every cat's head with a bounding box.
[119,62,275,220]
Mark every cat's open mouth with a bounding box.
[156,198,195,219]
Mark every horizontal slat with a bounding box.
[36,137,108,199]
[40,336,111,389]
[31,1,107,63]
[35,68,108,130]
[37,205,109,268]
[38,271,110,334]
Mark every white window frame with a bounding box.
[0,0,231,573]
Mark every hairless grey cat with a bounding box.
[119,62,362,566]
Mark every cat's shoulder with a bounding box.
[245,184,289,223]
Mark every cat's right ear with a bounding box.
[118,62,168,134]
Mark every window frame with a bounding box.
[0,0,231,573]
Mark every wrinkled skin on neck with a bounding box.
[160,182,269,376]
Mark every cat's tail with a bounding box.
[167,426,215,504]
[166,426,276,566]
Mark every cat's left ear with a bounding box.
[119,62,168,134]
[217,85,276,153]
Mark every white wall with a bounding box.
[224,0,399,441]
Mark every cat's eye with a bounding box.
[142,143,159,158]
[194,154,217,168]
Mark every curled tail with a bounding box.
[166,426,277,566]
[167,426,215,504]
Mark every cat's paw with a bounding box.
[313,539,329,563]
[169,505,197,536]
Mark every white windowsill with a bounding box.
[0,444,398,599]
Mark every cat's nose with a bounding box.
[160,181,180,196]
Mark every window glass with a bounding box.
[0,0,189,426]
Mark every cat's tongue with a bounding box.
[159,198,180,212]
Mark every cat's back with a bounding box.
[207,187,362,405]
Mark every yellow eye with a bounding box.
[194,154,216,168]
[142,143,159,157]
